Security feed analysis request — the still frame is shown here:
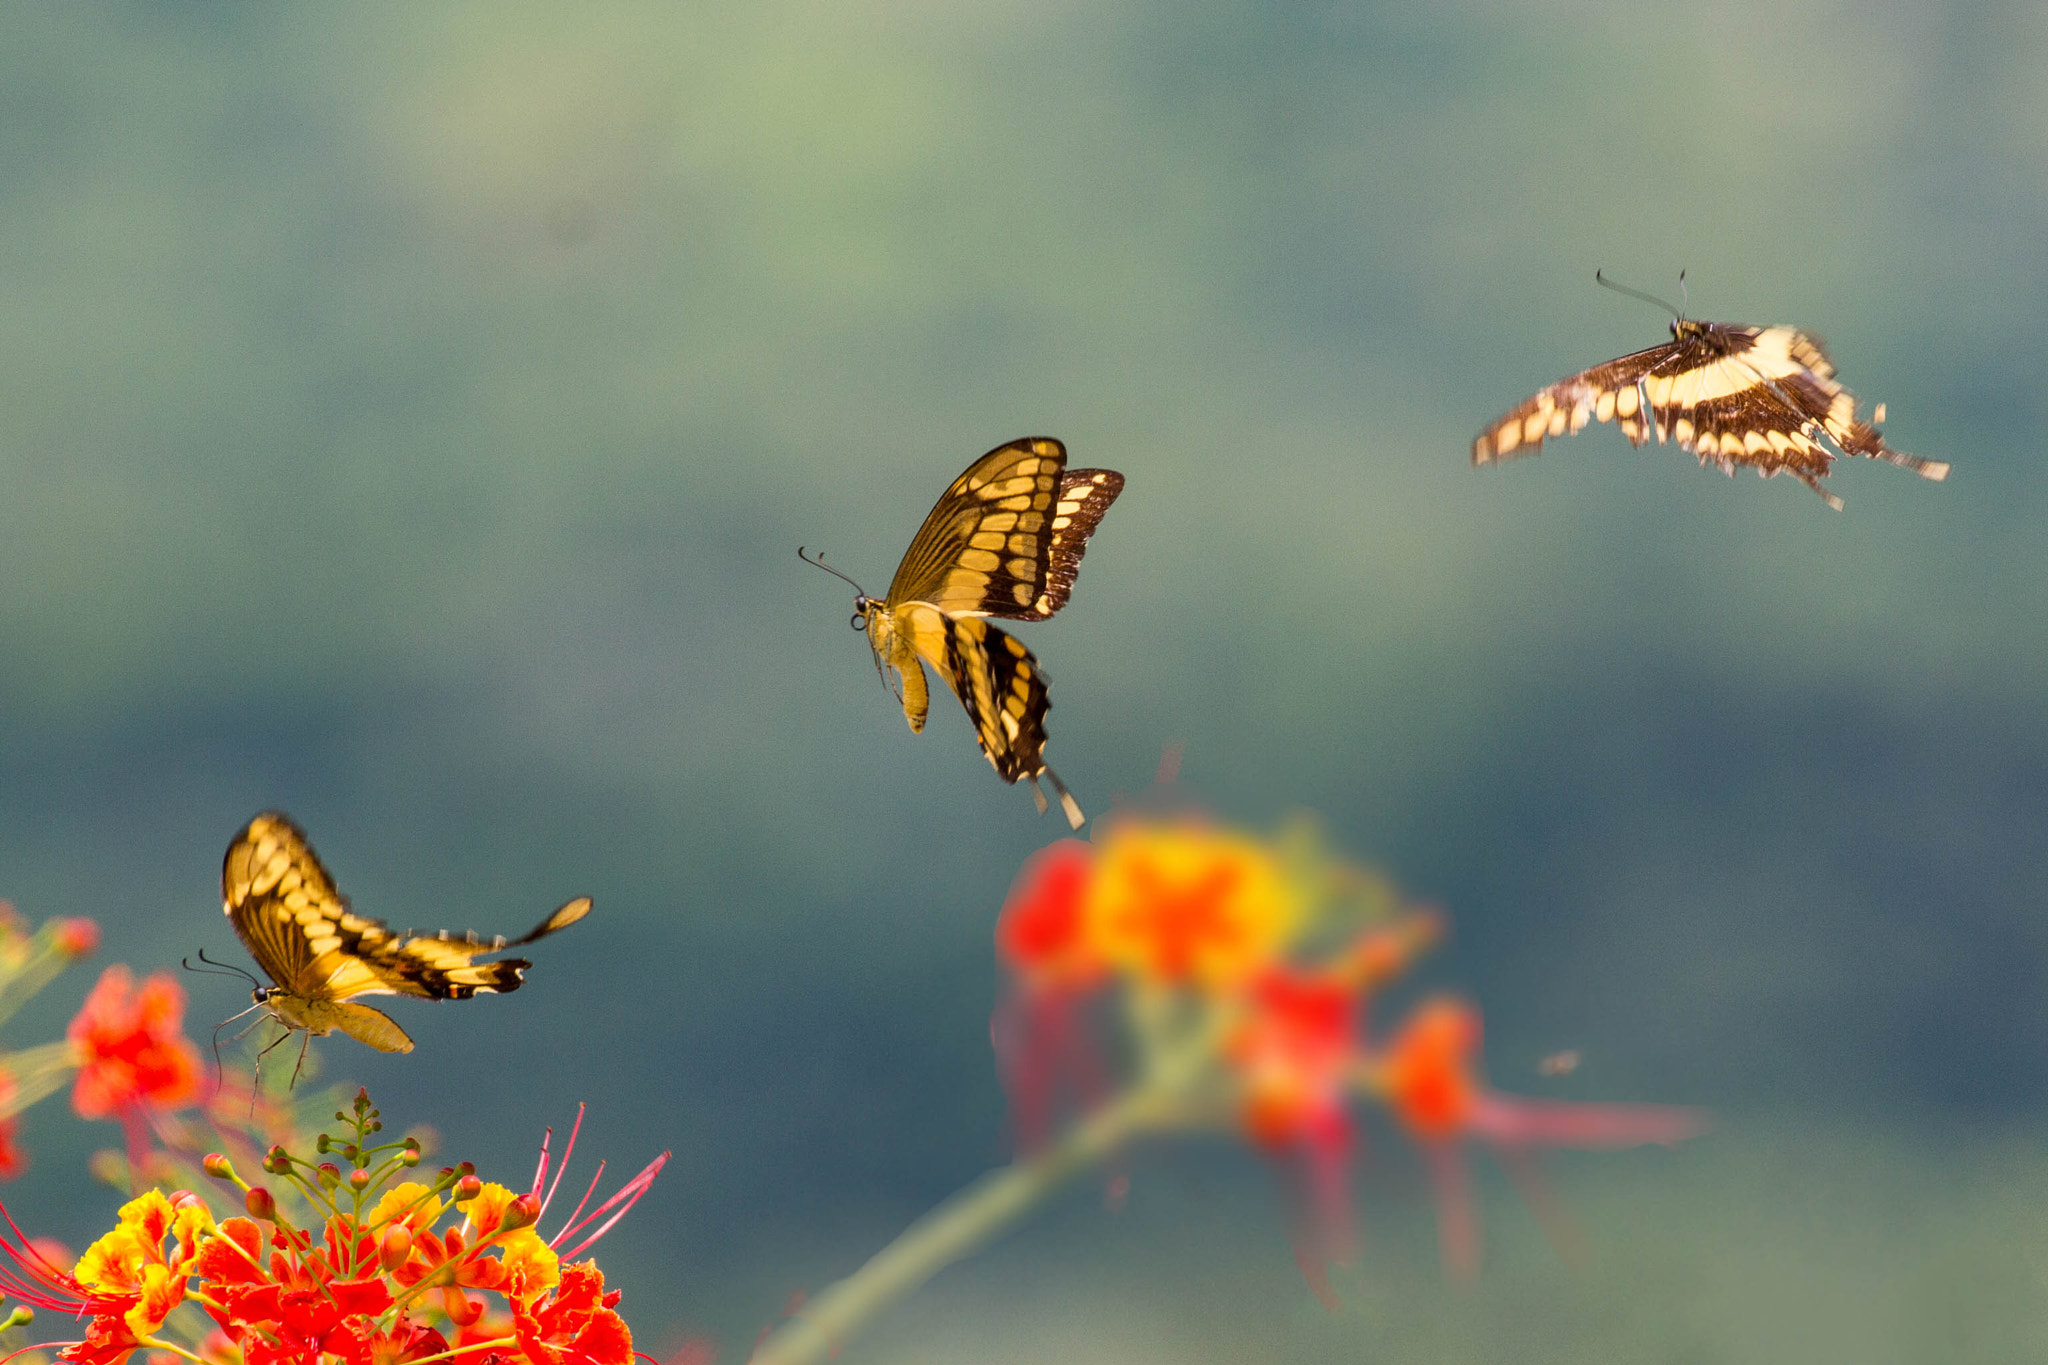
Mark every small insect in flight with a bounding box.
[803,437,1124,828]
[199,812,591,1087]
[1473,271,1950,509]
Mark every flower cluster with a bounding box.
[994,816,1701,1300]
[0,901,105,1178]
[0,1089,667,1365]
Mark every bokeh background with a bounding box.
[3,1,2046,1360]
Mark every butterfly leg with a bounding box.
[211,1001,270,1092]
[252,1023,297,1109]
[289,1029,314,1091]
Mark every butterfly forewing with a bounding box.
[1472,340,1686,463]
[1473,315,1949,506]
[223,812,349,997]
[885,438,1068,617]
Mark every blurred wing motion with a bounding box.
[865,438,1124,829]
[222,811,593,1053]
[1472,319,1949,509]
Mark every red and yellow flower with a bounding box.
[0,1091,663,1365]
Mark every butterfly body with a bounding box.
[222,812,591,1057]
[823,438,1123,829]
[1474,313,1949,509]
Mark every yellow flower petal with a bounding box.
[367,1182,445,1234]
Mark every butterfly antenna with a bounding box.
[186,949,263,989]
[798,546,869,598]
[1595,268,1683,320]
[1678,268,1689,314]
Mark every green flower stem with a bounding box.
[0,1040,79,1117]
[0,928,85,1033]
[750,1015,1226,1365]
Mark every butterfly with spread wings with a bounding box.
[803,437,1124,829]
[217,812,591,1081]
[1473,274,1950,509]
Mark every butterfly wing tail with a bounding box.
[1035,766,1086,830]
[503,896,593,948]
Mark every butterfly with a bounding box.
[216,812,591,1079]
[803,437,1124,829]
[1472,273,1949,509]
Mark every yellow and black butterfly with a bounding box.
[1473,273,1949,509]
[803,437,1124,829]
[214,812,590,1078]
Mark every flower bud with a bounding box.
[1,1305,33,1330]
[54,918,99,957]
[169,1190,208,1214]
[315,1134,331,1154]
[500,1193,541,1232]
[316,1162,341,1189]
[348,1168,371,1192]
[263,1145,292,1175]
[245,1186,278,1221]
[202,1154,237,1183]
[398,1142,421,1169]
[454,1174,481,1203]
[378,1225,413,1274]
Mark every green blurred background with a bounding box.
[2,1,2045,1359]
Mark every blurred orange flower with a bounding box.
[995,841,1102,987]
[993,842,1113,1151]
[0,1073,26,1181]
[1088,824,1299,988]
[1377,996,1705,1280]
[69,967,203,1173]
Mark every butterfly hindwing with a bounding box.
[1474,317,1949,507]
[1021,469,1124,620]
[939,616,1082,827]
